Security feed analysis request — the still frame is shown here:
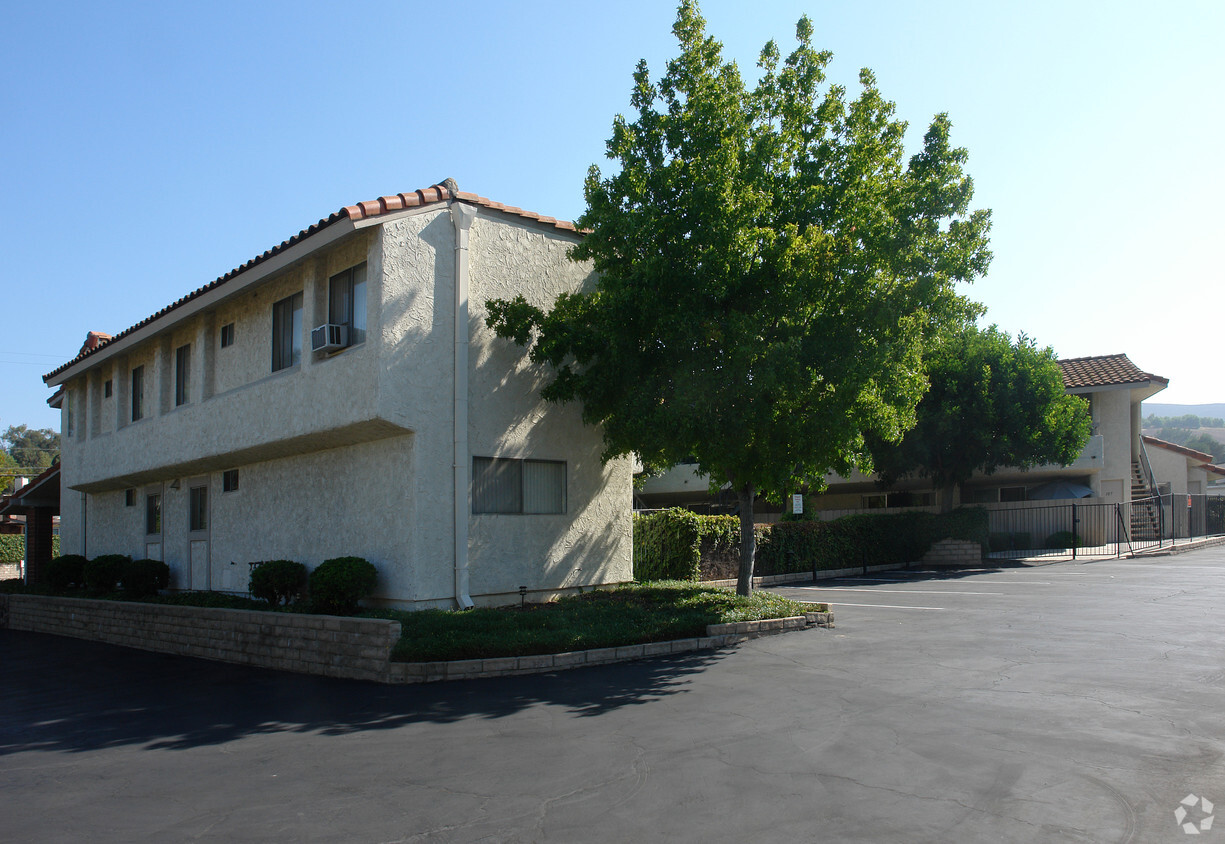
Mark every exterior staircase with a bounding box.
[1129,461,1162,541]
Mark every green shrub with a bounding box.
[309,556,377,615]
[249,559,307,606]
[84,554,129,594]
[0,535,24,563]
[46,554,88,592]
[0,534,60,564]
[1044,530,1081,549]
[633,509,738,581]
[120,558,170,599]
[635,506,993,579]
[0,578,28,594]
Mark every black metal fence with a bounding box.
[987,494,1225,559]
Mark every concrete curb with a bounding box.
[703,563,905,589]
[386,611,834,684]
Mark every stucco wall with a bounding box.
[468,214,633,599]
[374,209,457,602]
[1093,389,1134,503]
[1146,445,1193,496]
[55,201,631,608]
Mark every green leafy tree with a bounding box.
[1183,432,1224,463]
[2,425,59,471]
[870,325,1092,511]
[0,449,17,495]
[1144,414,1224,429]
[485,1,991,594]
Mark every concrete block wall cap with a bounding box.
[585,646,621,663]
[483,656,517,673]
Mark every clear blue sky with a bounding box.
[3,0,1221,434]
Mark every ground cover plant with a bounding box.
[374,581,824,662]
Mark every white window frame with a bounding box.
[272,292,303,372]
[328,263,367,348]
[472,456,567,515]
[174,343,191,407]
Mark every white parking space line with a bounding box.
[837,577,1050,586]
[829,602,946,610]
[822,587,1004,595]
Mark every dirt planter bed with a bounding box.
[0,594,833,684]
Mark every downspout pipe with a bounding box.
[451,200,477,609]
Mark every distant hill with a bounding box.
[1143,402,1225,419]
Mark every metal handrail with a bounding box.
[1138,439,1160,498]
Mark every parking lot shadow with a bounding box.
[0,630,722,756]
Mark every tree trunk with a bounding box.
[735,485,757,596]
[939,483,957,513]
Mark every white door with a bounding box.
[188,479,210,590]
[190,540,210,591]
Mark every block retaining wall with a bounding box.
[922,538,984,566]
[0,594,400,682]
[0,595,832,684]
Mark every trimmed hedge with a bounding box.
[0,535,24,563]
[121,558,170,599]
[0,534,60,563]
[249,559,307,606]
[84,554,130,594]
[755,509,988,576]
[309,556,377,615]
[633,507,990,581]
[632,509,737,581]
[46,554,88,592]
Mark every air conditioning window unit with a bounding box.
[311,323,348,352]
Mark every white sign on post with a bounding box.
[792,493,803,515]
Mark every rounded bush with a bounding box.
[121,558,170,599]
[249,559,307,606]
[84,554,129,594]
[46,554,88,592]
[308,556,377,615]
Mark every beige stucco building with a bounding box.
[44,182,633,609]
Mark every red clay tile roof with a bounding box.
[44,181,580,383]
[1057,354,1167,390]
[1205,464,1225,477]
[78,331,112,356]
[344,185,578,233]
[1141,435,1215,463]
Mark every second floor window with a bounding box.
[329,263,367,346]
[272,292,303,372]
[174,344,190,406]
[131,365,145,421]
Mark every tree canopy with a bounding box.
[1143,414,1225,430]
[1,425,59,472]
[1176,432,1224,463]
[869,325,1092,510]
[485,1,992,593]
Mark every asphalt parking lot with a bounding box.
[4,546,1225,842]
